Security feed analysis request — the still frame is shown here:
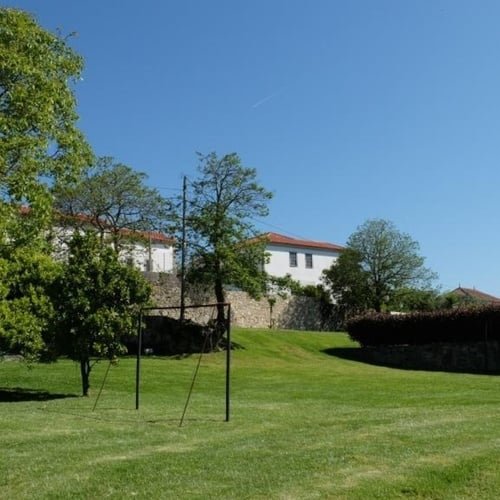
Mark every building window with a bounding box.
[305,253,313,269]
[289,251,297,267]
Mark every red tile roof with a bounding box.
[451,287,500,304]
[263,232,344,252]
[20,206,175,245]
[118,227,175,244]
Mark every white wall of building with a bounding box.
[125,241,175,273]
[265,243,341,286]
[52,225,175,273]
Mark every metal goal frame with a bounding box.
[134,303,231,423]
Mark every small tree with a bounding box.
[54,232,151,396]
[169,152,272,333]
[0,245,61,361]
[52,156,169,253]
[322,248,374,325]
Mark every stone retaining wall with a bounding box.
[143,272,331,331]
[365,341,500,373]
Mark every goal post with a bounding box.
[134,303,231,423]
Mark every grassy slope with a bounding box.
[1,329,499,499]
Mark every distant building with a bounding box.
[123,230,176,273]
[449,286,500,305]
[18,205,176,273]
[261,232,344,286]
[52,220,175,273]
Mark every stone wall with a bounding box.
[143,272,331,331]
[364,341,500,373]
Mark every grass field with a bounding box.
[1,328,499,499]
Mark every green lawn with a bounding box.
[1,329,499,499]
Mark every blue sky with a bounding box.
[7,0,500,296]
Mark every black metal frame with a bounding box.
[135,303,231,422]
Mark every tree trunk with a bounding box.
[214,277,226,323]
[373,283,383,312]
[214,277,226,347]
[80,358,91,396]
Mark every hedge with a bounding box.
[347,306,500,347]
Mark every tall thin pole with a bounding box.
[180,175,187,321]
[225,304,231,422]
[135,310,143,410]
[147,233,152,271]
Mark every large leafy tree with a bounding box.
[323,219,437,314]
[52,156,169,252]
[170,152,272,327]
[54,232,151,396]
[0,7,91,241]
[0,8,89,361]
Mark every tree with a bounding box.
[322,248,374,324]
[323,219,437,314]
[52,156,169,253]
[54,232,151,396]
[388,287,442,312]
[0,8,91,241]
[170,152,272,330]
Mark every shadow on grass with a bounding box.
[323,347,371,364]
[127,340,246,361]
[0,387,79,403]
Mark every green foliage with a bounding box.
[322,247,375,324]
[0,246,61,361]
[324,219,437,315]
[170,152,272,319]
[266,273,303,298]
[439,290,483,309]
[54,232,151,394]
[347,219,437,311]
[388,286,442,312]
[0,7,91,240]
[52,156,168,251]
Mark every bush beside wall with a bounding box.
[346,306,500,374]
[347,306,500,347]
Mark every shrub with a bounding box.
[347,305,500,347]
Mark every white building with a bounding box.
[125,230,175,273]
[52,223,175,274]
[262,232,344,286]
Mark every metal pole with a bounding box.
[180,175,187,321]
[484,319,489,372]
[135,310,143,410]
[225,303,231,422]
[148,233,152,271]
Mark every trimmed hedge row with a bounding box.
[347,306,500,347]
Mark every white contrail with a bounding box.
[251,88,285,108]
